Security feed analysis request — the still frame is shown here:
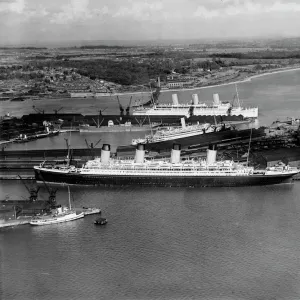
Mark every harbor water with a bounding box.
[1,70,300,299]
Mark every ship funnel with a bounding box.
[172,94,179,105]
[171,143,181,164]
[135,144,145,163]
[101,144,111,163]
[192,94,199,105]
[206,144,217,165]
[213,93,220,105]
[180,117,186,128]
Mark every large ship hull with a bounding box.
[117,127,266,155]
[79,125,155,133]
[132,108,258,118]
[34,168,295,187]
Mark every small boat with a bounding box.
[30,186,84,226]
[30,209,84,225]
[94,217,107,225]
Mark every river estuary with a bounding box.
[1,70,300,300]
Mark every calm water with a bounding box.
[2,70,300,300]
[2,68,300,127]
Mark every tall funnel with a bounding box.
[135,144,145,163]
[171,144,181,164]
[180,117,186,128]
[101,144,111,163]
[172,94,179,105]
[192,94,199,105]
[213,93,220,105]
[206,144,217,165]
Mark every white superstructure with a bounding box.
[30,207,84,225]
[131,122,227,145]
[35,144,298,178]
[30,186,84,226]
[132,93,258,118]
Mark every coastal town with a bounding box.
[2,38,300,100]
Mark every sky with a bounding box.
[0,0,300,45]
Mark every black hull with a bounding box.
[34,169,295,187]
[117,128,266,155]
[22,113,243,127]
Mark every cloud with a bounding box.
[50,0,92,24]
[193,5,220,19]
[0,0,25,13]
[194,1,300,19]
[1,0,300,45]
[113,1,163,19]
[267,1,300,12]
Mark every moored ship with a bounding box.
[34,144,299,187]
[79,120,160,133]
[131,118,230,145]
[29,186,84,226]
[132,93,258,118]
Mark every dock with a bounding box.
[0,207,101,228]
[0,148,102,179]
[0,217,32,228]
[0,174,35,180]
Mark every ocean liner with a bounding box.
[34,144,298,187]
[132,93,258,118]
[131,118,231,145]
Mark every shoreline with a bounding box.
[159,65,300,93]
[112,65,300,96]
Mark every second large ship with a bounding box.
[133,93,258,118]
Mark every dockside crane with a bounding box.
[117,96,124,116]
[64,138,73,165]
[53,107,63,114]
[40,175,58,208]
[98,107,108,116]
[32,105,45,114]
[152,86,161,105]
[126,96,133,116]
[18,175,40,202]
[85,138,101,159]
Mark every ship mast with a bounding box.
[235,83,241,108]
[68,186,71,210]
[65,138,71,165]
[149,83,155,106]
[246,127,253,166]
[148,115,153,137]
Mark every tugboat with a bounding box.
[30,186,84,226]
[94,217,107,225]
